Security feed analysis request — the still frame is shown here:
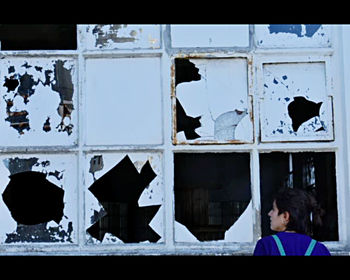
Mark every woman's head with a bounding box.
[268,188,324,236]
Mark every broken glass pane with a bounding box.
[0,154,77,243]
[260,62,334,142]
[0,24,77,50]
[259,152,338,241]
[174,58,253,144]
[0,58,77,146]
[255,24,331,48]
[174,153,252,242]
[85,152,163,244]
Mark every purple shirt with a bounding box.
[253,232,331,256]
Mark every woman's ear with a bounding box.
[282,211,290,225]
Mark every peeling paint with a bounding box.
[89,155,104,181]
[0,58,77,146]
[51,60,74,135]
[92,24,136,47]
[84,24,160,50]
[255,24,331,48]
[268,24,322,38]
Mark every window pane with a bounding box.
[260,62,334,142]
[259,152,338,241]
[83,24,160,50]
[174,58,253,144]
[174,153,252,242]
[85,152,163,244]
[85,57,162,145]
[255,24,331,48]
[0,24,77,50]
[0,58,77,146]
[0,154,77,243]
[171,24,249,48]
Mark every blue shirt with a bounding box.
[253,232,331,256]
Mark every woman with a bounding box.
[253,188,331,256]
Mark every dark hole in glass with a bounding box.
[87,155,161,243]
[174,58,202,140]
[0,24,77,50]
[259,152,338,241]
[174,153,251,241]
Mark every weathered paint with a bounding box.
[0,58,77,146]
[0,154,77,243]
[85,152,163,244]
[174,58,253,144]
[260,62,334,142]
[268,24,322,38]
[83,24,161,50]
[85,57,163,146]
[255,24,331,48]
[170,24,249,48]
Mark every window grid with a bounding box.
[0,24,347,255]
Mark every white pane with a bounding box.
[175,58,253,144]
[83,24,160,50]
[255,24,331,48]
[0,58,77,146]
[260,62,334,142]
[85,57,162,145]
[171,24,249,48]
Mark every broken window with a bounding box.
[259,152,338,241]
[0,154,77,243]
[174,57,253,144]
[83,24,160,50]
[85,153,163,244]
[260,61,334,142]
[174,153,252,242]
[0,24,77,50]
[170,24,249,48]
[85,57,162,146]
[0,58,77,146]
[255,24,331,48]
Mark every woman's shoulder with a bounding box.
[253,235,278,255]
[277,232,331,255]
[313,240,331,256]
[254,232,331,256]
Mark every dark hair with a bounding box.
[273,188,324,236]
